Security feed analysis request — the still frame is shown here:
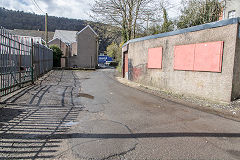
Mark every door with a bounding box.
[123,53,128,78]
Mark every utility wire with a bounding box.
[30,0,45,14]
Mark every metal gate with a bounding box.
[0,27,53,97]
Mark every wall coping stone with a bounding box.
[123,18,240,47]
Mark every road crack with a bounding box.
[101,143,138,160]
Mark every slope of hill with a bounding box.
[0,8,121,52]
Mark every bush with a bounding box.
[116,61,122,73]
[50,45,63,67]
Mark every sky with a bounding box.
[0,0,182,20]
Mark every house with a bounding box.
[48,38,70,67]
[69,25,98,69]
[48,30,78,68]
[222,0,240,19]
[49,25,98,69]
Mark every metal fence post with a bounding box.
[31,38,34,84]
[18,40,21,88]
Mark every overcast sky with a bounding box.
[0,0,181,20]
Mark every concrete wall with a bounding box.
[232,24,240,100]
[224,0,240,19]
[69,27,97,68]
[123,20,240,103]
[61,58,66,68]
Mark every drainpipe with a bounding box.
[96,37,99,68]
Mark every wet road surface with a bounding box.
[0,69,240,160]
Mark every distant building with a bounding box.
[9,26,99,69]
[222,0,240,19]
[69,25,98,69]
[48,37,71,68]
[9,29,54,43]
[49,25,98,69]
[48,30,78,68]
[15,36,45,45]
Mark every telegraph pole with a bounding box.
[45,13,48,46]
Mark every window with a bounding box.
[228,10,236,18]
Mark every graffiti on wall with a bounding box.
[128,59,147,81]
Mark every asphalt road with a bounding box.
[0,69,240,160]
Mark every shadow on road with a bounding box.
[1,70,239,160]
[0,70,84,160]
[1,132,239,140]
[0,108,25,128]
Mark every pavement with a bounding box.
[116,76,240,121]
[0,69,240,160]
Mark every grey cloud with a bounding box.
[1,0,94,20]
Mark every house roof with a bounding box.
[77,25,98,37]
[53,30,78,44]
[9,29,54,42]
[48,37,61,44]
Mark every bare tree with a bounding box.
[177,0,224,29]
[91,0,156,42]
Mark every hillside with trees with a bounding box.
[0,0,223,56]
[0,7,121,53]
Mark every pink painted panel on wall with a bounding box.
[194,41,224,72]
[174,44,195,70]
[148,47,163,69]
